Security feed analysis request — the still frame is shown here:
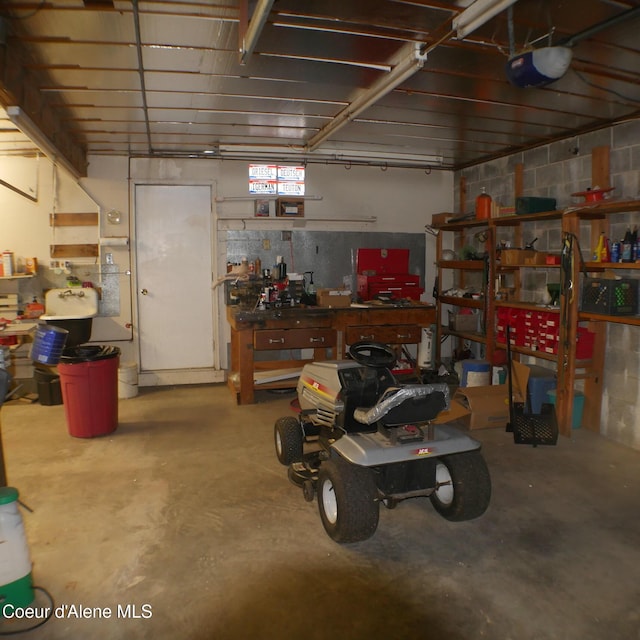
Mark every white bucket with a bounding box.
[417,326,435,368]
[0,487,34,611]
[118,361,139,399]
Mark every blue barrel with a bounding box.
[31,325,69,365]
[461,360,491,387]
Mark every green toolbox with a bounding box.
[515,196,557,215]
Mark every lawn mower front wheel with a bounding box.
[275,417,304,466]
[430,451,491,522]
[317,457,379,543]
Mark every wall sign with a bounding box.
[249,164,305,196]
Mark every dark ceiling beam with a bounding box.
[239,0,275,64]
[131,0,153,154]
[0,20,87,177]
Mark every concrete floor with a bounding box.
[0,383,638,640]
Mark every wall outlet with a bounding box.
[281,231,292,241]
[262,239,270,250]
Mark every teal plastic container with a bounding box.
[547,390,585,429]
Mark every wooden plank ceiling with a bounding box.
[0,0,639,176]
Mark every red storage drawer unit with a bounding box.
[576,327,595,359]
[356,248,424,301]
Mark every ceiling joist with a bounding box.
[0,0,638,172]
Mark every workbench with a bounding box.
[226,304,436,404]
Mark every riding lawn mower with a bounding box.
[274,341,492,543]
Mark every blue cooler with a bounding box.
[461,360,490,387]
[526,364,556,414]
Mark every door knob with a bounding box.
[140,288,148,295]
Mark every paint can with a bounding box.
[30,325,69,365]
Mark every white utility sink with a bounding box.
[40,288,99,320]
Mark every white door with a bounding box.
[135,184,218,385]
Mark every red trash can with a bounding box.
[57,346,120,438]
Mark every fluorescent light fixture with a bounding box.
[305,42,428,152]
[240,0,275,65]
[219,144,305,155]
[260,52,392,72]
[453,0,519,39]
[325,150,443,165]
[218,143,443,168]
[6,106,83,179]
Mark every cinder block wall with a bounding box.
[454,122,640,450]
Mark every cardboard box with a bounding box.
[523,252,548,265]
[431,212,449,227]
[276,198,304,217]
[432,399,471,425]
[501,249,531,265]
[500,249,548,266]
[453,361,530,430]
[316,288,352,308]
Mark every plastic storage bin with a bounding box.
[448,311,478,332]
[57,346,120,438]
[527,375,557,414]
[546,389,585,429]
[34,367,62,406]
[461,360,490,387]
[581,278,638,315]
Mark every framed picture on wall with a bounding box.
[255,199,270,217]
[276,198,304,217]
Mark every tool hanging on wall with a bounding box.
[480,254,490,336]
[559,232,575,385]
[559,232,589,376]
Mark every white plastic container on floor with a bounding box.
[0,487,33,612]
[461,360,491,387]
[118,361,139,399]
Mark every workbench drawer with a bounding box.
[345,324,421,344]
[254,328,337,350]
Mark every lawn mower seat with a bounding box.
[353,383,450,427]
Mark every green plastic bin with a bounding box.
[547,390,585,429]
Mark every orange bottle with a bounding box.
[475,187,492,220]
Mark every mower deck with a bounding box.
[331,423,481,467]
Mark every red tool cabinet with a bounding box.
[356,248,424,301]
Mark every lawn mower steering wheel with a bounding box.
[348,341,397,369]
